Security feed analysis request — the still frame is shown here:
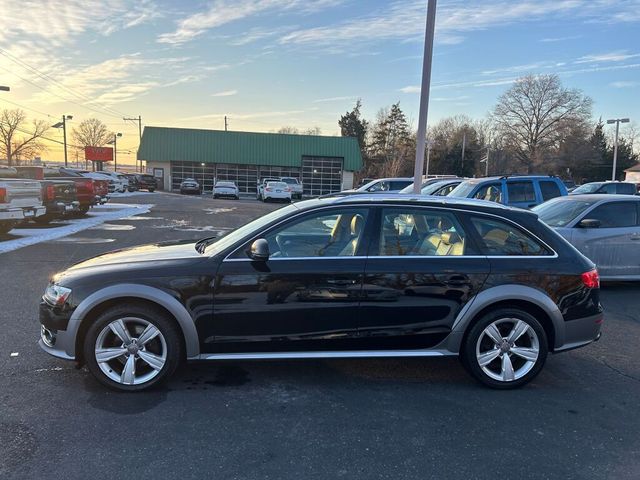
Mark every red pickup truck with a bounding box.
[16,166,109,216]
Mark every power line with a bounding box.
[0,65,125,119]
[0,98,53,118]
[0,48,131,119]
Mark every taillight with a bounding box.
[266,188,272,192]
[0,187,6,203]
[285,188,291,192]
[581,269,600,289]
[46,185,55,201]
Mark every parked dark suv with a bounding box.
[448,175,568,208]
[39,195,603,391]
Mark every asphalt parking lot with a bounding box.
[1,192,639,480]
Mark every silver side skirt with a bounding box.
[196,350,454,361]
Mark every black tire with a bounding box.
[461,308,548,389]
[213,194,218,199]
[74,205,90,217]
[148,188,155,193]
[33,214,54,224]
[83,303,183,392]
[0,222,15,236]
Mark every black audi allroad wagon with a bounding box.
[39,195,603,391]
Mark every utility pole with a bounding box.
[424,140,433,177]
[481,146,490,176]
[108,133,123,171]
[124,115,142,172]
[224,116,228,131]
[62,115,69,167]
[607,117,630,180]
[461,130,466,172]
[412,0,438,194]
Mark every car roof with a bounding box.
[461,175,560,184]
[553,194,639,202]
[295,194,536,219]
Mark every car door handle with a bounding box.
[327,279,358,286]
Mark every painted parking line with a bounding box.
[0,203,153,254]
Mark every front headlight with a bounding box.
[44,284,72,306]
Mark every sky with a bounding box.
[0,0,639,165]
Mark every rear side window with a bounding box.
[617,183,636,195]
[473,183,502,203]
[507,181,536,203]
[470,216,550,256]
[539,181,562,201]
[586,202,637,227]
[389,180,412,190]
[376,208,467,256]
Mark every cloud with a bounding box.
[610,81,639,88]
[181,110,306,122]
[211,89,238,97]
[313,95,357,103]
[229,26,296,46]
[539,35,581,42]
[279,0,590,47]
[158,0,344,45]
[575,51,640,64]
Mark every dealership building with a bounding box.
[138,127,363,195]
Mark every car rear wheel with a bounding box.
[462,308,548,389]
[83,303,183,392]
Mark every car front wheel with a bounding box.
[462,308,548,389]
[83,303,183,391]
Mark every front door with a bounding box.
[358,207,490,350]
[573,201,640,278]
[206,207,371,353]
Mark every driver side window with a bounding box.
[242,209,369,258]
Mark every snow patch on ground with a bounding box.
[204,207,236,215]
[0,203,152,254]
[108,191,159,198]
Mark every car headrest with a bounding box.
[441,231,461,245]
[351,214,364,235]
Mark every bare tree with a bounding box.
[0,109,49,166]
[493,74,592,173]
[72,118,112,148]
[302,127,322,136]
[277,126,299,135]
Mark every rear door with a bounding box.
[358,206,490,349]
[572,200,640,278]
[506,180,537,208]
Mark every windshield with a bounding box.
[532,198,595,227]
[571,183,602,194]
[204,203,298,255]
[281,178,299,185]
[448,180,479,198]
[216,182,235,187]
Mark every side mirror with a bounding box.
[578,219,601,229]
[248,239,270,261]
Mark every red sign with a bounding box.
[84,146,113,162]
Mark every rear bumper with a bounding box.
[47,200,80,215]
[554,312,604,353]
[0,209,26,221]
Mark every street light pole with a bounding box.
[412,0,438,194]
[52,115,73,167]
[607,118,630,180]
[108,133,123,171]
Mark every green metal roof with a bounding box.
[138,126,363,171]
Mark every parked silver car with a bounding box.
[533,195,640,280]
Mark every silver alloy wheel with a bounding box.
[475,318,540,382]
[95,317,167,386]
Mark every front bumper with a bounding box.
[554,312,604,352]
[39,300,76,360]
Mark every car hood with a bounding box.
[64,239,202,272]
